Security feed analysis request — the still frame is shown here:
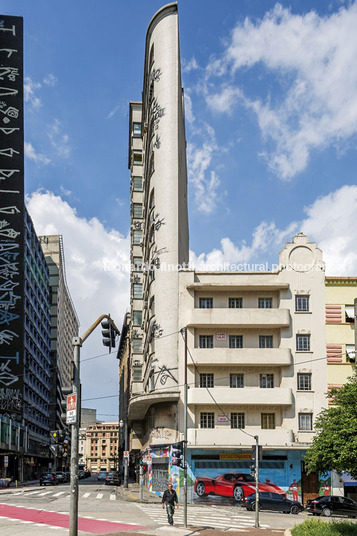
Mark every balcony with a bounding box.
[188,428,294,447]
[188,387,293,406]
[186,308,290,328]
[128,390,180,421]
[188,348,292,367]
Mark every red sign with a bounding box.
[67,394,77,411]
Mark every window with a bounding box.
[299,413,313,431]
[199,335,213,349]
[132,176,143,191]
[229,297,242,308]
[199,297,213,309]
[133,257,142,271]
[230,373,244,388]
[229,335,243,348]
[297,373,311,391]
[261,413,275,429]
[200,373,214,388]
[260,374,274,388]
[133,150,142,165]
[133,122,142,137]
[296,334,311,352]
[231,412,245,429]
[295,295,309,312]
[133,203,143,218]
[132,338,142,353]
[259,335,273,348]
[259,298,272,308]
[345,305,355,323]
[132,310,142,327]
[200,412,214,429]
[346,344,356,361]
[133,230,142,245]
[133,283,142,299]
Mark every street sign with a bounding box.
[123,451,130,459]
[66,393,77,424]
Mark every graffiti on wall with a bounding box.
[0,15,24,421]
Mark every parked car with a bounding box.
[55,471,65,483]
[105,472,121,485]
[244,492,304,514]
[194,472,285,502]
[97,471,107,481]
[78,470,85,479]
[306,495,357,517]
[40,472,59,486]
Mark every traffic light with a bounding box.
[50,430,59,443]
[171,441,184,468]
[101,319,116,351]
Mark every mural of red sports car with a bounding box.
[194,472,285,502]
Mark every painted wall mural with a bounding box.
[0,15,24,422]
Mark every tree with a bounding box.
[304,372,357,478]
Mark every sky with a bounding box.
[1,0,357,420]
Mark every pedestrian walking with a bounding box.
[162,482,179,525]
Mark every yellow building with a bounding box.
[325,277,357,395]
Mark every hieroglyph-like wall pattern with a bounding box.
[0,15,24,421]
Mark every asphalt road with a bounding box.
[1,476,354,535]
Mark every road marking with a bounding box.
[38,491,52,496]
[82,493,91,498]
[110,494,116,501]
[53,492,66,497]
[96,493,103,499]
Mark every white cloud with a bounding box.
[204,3,357,179]
[182,57,199,73]
[187,122,222,214]
[43,74,57,86]
[48,118,72,159]
[190,184,357,276]
[24,77,41,109]
[26,190,130,416]
[24,141,51,166]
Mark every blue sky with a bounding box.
[1,0,357,419]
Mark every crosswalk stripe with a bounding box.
[110,494,116,501]
[38,491,52,496]
[82,493,90,498]
[52,492,65,497]
[96,493,103,499]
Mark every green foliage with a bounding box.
[291,519,357,536]
[304,371,357,478]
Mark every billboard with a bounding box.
[0,15,24,421]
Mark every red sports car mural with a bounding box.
[194,472,285,502]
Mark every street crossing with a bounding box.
[5,489,118,501]
[137,503,272,531]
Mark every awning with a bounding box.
[341,472,357,487]
[345,306,355,321]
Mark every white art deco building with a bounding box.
[124,3,328,504]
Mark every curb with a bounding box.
[284,530,292,536]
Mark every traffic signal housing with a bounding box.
[171,441,184,468]
[101,319,116,351]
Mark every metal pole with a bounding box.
[69,336,82,536]
[183,327,188,528]
[124,416,128,488]
[254,435,260,529]
[139,464,143,502]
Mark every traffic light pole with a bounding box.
[254,435,260,529]
[68,315,120,536]
[183,327,188,528]
[69,336,81,536]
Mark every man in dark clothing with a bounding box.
[162,482,179,525]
